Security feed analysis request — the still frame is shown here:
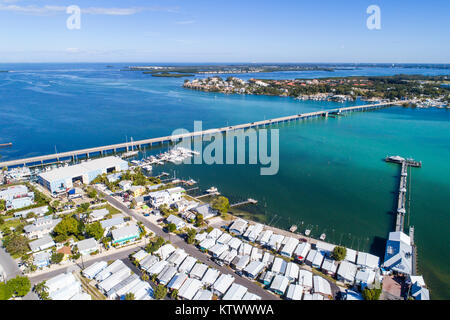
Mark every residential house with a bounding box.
[28,234,55,252]
[76,238,98,255]
[111,224,140,245]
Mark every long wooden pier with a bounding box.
[0,100,409,168]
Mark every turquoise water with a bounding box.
[0,64,449,299]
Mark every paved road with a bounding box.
[0,240,21,281]
[29,246,143,285]
[103,192,279,300]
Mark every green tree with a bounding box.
[0,199,6,212]
[87,189,97,199]
[154,284,167,300]
[167,223,176,233]
[86,222,104,240]
[141,272,149,281]
[362,287,382,300]
[332,246,347,261]
[7,276,31,297]
[3,234,29,256]
[186,228,197,244]
[171,289,179,300]
[195,214,204,227]
[211,196,230,215]
[0,283,13,300]
[53,216,80,238]
[124,292,135,300]
[50,252,64,264]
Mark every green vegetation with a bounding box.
[53,215,83,241]
[171,289,179,299]
[0,276,31,299]
[212,196,230,216]
[86,222,104,240]
[149,72,195,78]
[124,292,135,300]
[50,252,64,264]
[2,234,29,256]
[145,236,165,254]
[186,228,197,244]
[0,199,5,211]
[362,287,382,300]
[332,246,347,261]
[153,284,167,300]
[167,223,176,233]
[195,214,204,227]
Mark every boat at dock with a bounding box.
[122,150,139,158]
[305,229,311,236]
[320,233,326,240]
[206,186,218,193]
[289,225,297,233]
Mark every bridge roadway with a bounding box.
[0,100,409,168]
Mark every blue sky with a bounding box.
[0,0,449,63]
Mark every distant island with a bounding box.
[145,72,195,78]
[183,75,450,108]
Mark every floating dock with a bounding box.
[0,100,410,169]
[230,198,258,208]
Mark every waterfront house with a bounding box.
[223,283,248,300]
[189,263,208,280]
[336,260,358,285]
[111,224,140,245]
[28,234,55,252]
[410,282,430,300]
[174,199,198,213]
[247,224,264,242]
[167,272,188,291]
[382,231,413,276]
[293,242,311,262]
[345,248,357,263]
[321,258,338,276]
[178,278,202,300]
[280,237,299,257]
[258,230,273,246]
[193,289,213,301]
[243,224,254,239]
[271,257,288,274]
[76,238,98,255]
[298,269,313,290]
[270,274,289,295]
[355,268,376,288]
[286,284,303,300]
[243,260,265,279]
[357,252,380,270]
[268,234,285,251]
[313,276,332,297]
[166,214,186,230]
[201,268,221,287]
[212,274,235,297]
[284,262,299,282]
[315,241,335,257]
[193,203,217,220]
[229,219,248,236]
[33,251,51,268]
[23,216,61,239]
[305,249,325,268]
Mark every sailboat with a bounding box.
[122,136,139,158]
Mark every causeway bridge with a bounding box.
[0,100,409,168]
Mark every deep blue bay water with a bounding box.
[0,63,449,299]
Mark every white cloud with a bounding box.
[0,4,179,16]
[176,20,195,25]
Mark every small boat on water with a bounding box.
[289,225,297,233]
[320,233,326,241]
[185,179,197,186]
[305,229,311,236]
[206,186,218,193]
[122,150,139,158]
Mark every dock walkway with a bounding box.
[0,101,409,168]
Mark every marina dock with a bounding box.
[230,198,258,208]
[0,101,409,169]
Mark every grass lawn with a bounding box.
[0,215,23,233]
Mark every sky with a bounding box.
[0,0,449,63]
